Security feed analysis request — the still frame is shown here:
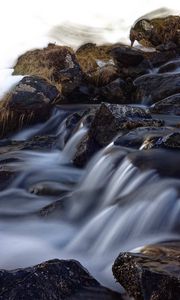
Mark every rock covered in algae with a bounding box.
[0,259,121,300]
[130,15,180,48]
[113,242,180,300]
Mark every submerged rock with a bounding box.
[113,242,180,300]
[130,15,180,48]
[150,93,180,115]
[135,73,180,104]
[74,103,163,166]
[0,259,120,300]
[0,76,59,138]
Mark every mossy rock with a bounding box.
[130,15,180,48]
[13,43,82,95]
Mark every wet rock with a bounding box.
[0,136,56,156]
[0,76,59,138]
[142,132,180,150]
[113,242,180,300]
[74,103,163,166]
[128,149,180,178]
[73,133,101,167]
[134,73,180,104]
[150,93,180,115]
[0,259,121,300]
[111,46,151,79]
[130,15,180,48]
[89,103,163,146]
[144,49,180,67]
[0,167,15,191]
[62,106,99,146]
[158,60,180,73]
[114,126,174,149]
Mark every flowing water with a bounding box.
[0,0,180,292]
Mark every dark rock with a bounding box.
[134,73,180,104]
[73,133,101,167]
[0,136,56,156]
[150,93,180,115]
[63,106,99,146]
[128,149,180,178]
[112,242,180,300]
[111,46,151,79]
[0,167,15,191]
[99,78,131,103]
[144,49,180,67]
[158,60,180,73]
[111,46,145,67]
[114,126,174,149]
[74,103,163,166]
[90,103,163,146]
[0,76,59,138]
[0,259,121,300]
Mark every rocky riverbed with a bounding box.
[0,14,180,300]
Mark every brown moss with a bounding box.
[13,43,77,91]
[130,15,180,47]
[76,43,115,74]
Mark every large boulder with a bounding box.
[0,259,120,300]
[112,242,180,300]
[73,103,163,166]
[0,76,59,138]
[134,73,180,104]
[13,43,83,98]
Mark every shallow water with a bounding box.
[0,108,179,290]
